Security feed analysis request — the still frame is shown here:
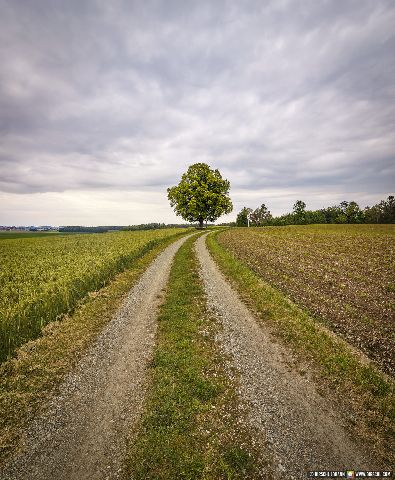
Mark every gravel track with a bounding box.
[0,235,191,480]
[196,233,375,479]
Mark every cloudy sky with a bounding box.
[0,0,394,225]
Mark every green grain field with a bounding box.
[0,228,188,362]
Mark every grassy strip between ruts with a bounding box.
[126,235,270,480]
[207,230,395,465]
[0,231,189,466]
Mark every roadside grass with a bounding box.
[0,233,187,465]
[127,235,269,480]
[207,230,395,464]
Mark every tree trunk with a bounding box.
[199,218,204,229]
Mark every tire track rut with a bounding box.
[196,233,374,479]
[0,234,191,480]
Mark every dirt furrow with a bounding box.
[196,233,374,479]
[0,234,191,480]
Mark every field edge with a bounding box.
[126,234,273,480]
[0,231,189,466]
[206,229,395,465]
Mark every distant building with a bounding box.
[0,225,58,232]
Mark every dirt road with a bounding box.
[196,233,374,479]
[1,232,379,479]
[0,235,191,480]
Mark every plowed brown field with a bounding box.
[217,224,395,376]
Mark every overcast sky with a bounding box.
[0,0,394,225]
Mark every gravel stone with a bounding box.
[196,233,375,479]
[0,235,191,480]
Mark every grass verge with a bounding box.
[207,230,395,465]
[126,235,270,480]
[0,233,188,465]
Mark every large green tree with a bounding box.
[167,163,233,228]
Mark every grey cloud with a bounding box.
[0,0,394,216]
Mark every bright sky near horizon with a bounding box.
[0,0,394,225]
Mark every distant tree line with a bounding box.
[59,226,121,233]
[236,195,395,227]
[122,223,197,231]
[59,223,197,233]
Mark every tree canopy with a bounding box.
[236,207,252,227]
[234,195,395,227]
[250,203,272,226]
[167,163,233,228]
